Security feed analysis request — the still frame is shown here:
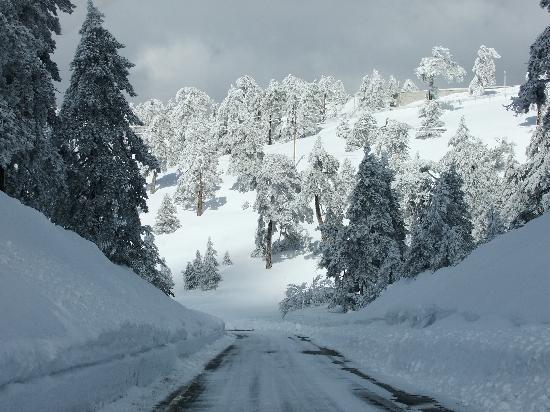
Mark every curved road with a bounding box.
[155,331,453,412]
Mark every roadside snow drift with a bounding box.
[283,213,550,411]
[0,193,224,412]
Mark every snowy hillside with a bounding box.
[144,86,535,323]
[0,193,224,412]
[279,212,550,412]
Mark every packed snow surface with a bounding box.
[0,193,224,412]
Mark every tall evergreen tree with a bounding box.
[345,112,378,152]
[183,251,203,291]
[56,2,169,294]
[254,154,311,269]
[405,166,474,277]
[469,45,501,96]
[0,0,74,214]
[416,46,466,101]
[341,148,406,307]
[416,100,445,139]
[302,137,339,227]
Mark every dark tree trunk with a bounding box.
[314,194,323,226]
[268,118,273,145]
[265,219,273,269]
[0,166,5,193]
[150,170,157,194]
[427,79,435,101]
[537,103,543,126]
[197,171,204,216]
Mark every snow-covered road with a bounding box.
[155,331,452,412]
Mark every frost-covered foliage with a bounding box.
[506,126,550,226]
[357,70,397,111]
[401,79,419,93]
[326,159,356,216]
[183,251,203,290]
[135,228,175,296]
[1,0,74,215]
[222,251,233,265]
[508,24,550,124]
[405,166,474,277]
[154,194,180,234]
[254,154,312,268]
[416,100,445,139]
[542,0,550,12]
[174,119,221,215]
[141,105,173,172]
[336,118,351,141]
[302,137,340,227]
[469,45,501,96]
[202,237,222,290]
[318,75,348,120]
[261,80,285,145]
[56,3,171,295]
[416,46,466,100]
[441,117,505,242]
[375,120,410,166]
[345,111,378,151]
[320,148,405,310]
[279,275,335,317]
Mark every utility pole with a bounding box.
[504,70,507,98]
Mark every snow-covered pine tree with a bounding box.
[0,0,74,215]
[261,80,285,145]
[341,147,406,307]
[469,45,501,96]
[202,238,221,290]
[416,100,445,139]
[254,154,312,269]
[326,159,356,216]
[416,46,466,101]
[154,194,181,234]
[376,119,410,167]
[174,118,221,215]
[401,79,419,93]
[134,228,175,296]
[318,75,347,119]
[302,137,340,227]
[405,166,474,277]
[336,118,351,141]
[169,87,214,165]
[542,0,550,12]
[386,76,400,107]
[441,117,504,242]
[345,112,378,151]
[183,250,203,290]
[357,70,389,111]
[56,2,164,292]
[222,251,233,265]
[508,15,550,125]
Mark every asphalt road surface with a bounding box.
[155,331,454,412]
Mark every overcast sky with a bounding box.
[53,0,548,103]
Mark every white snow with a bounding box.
[137,86,549,411]
[0,193,224,412]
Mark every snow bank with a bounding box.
[0,193,224,412]
[280,213,550,411]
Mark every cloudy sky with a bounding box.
[54,0,548,103]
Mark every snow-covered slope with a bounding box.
[144,86,535,323]
[0,193,224,412]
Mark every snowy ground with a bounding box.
[136,87,550,412]
[0,193,224,412]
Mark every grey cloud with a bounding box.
[53,0,548,103]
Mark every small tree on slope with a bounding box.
[302,137,340,227]
[222,251,233,265]
[183,251,203,290]
[341,147,406,307]
[346,112,378,152]
[202,238,222,290]
[254,154,312,269]
[154,194,181,234]
[416,46,466,101]
[469,45,501,96]
[416,100,445,139]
